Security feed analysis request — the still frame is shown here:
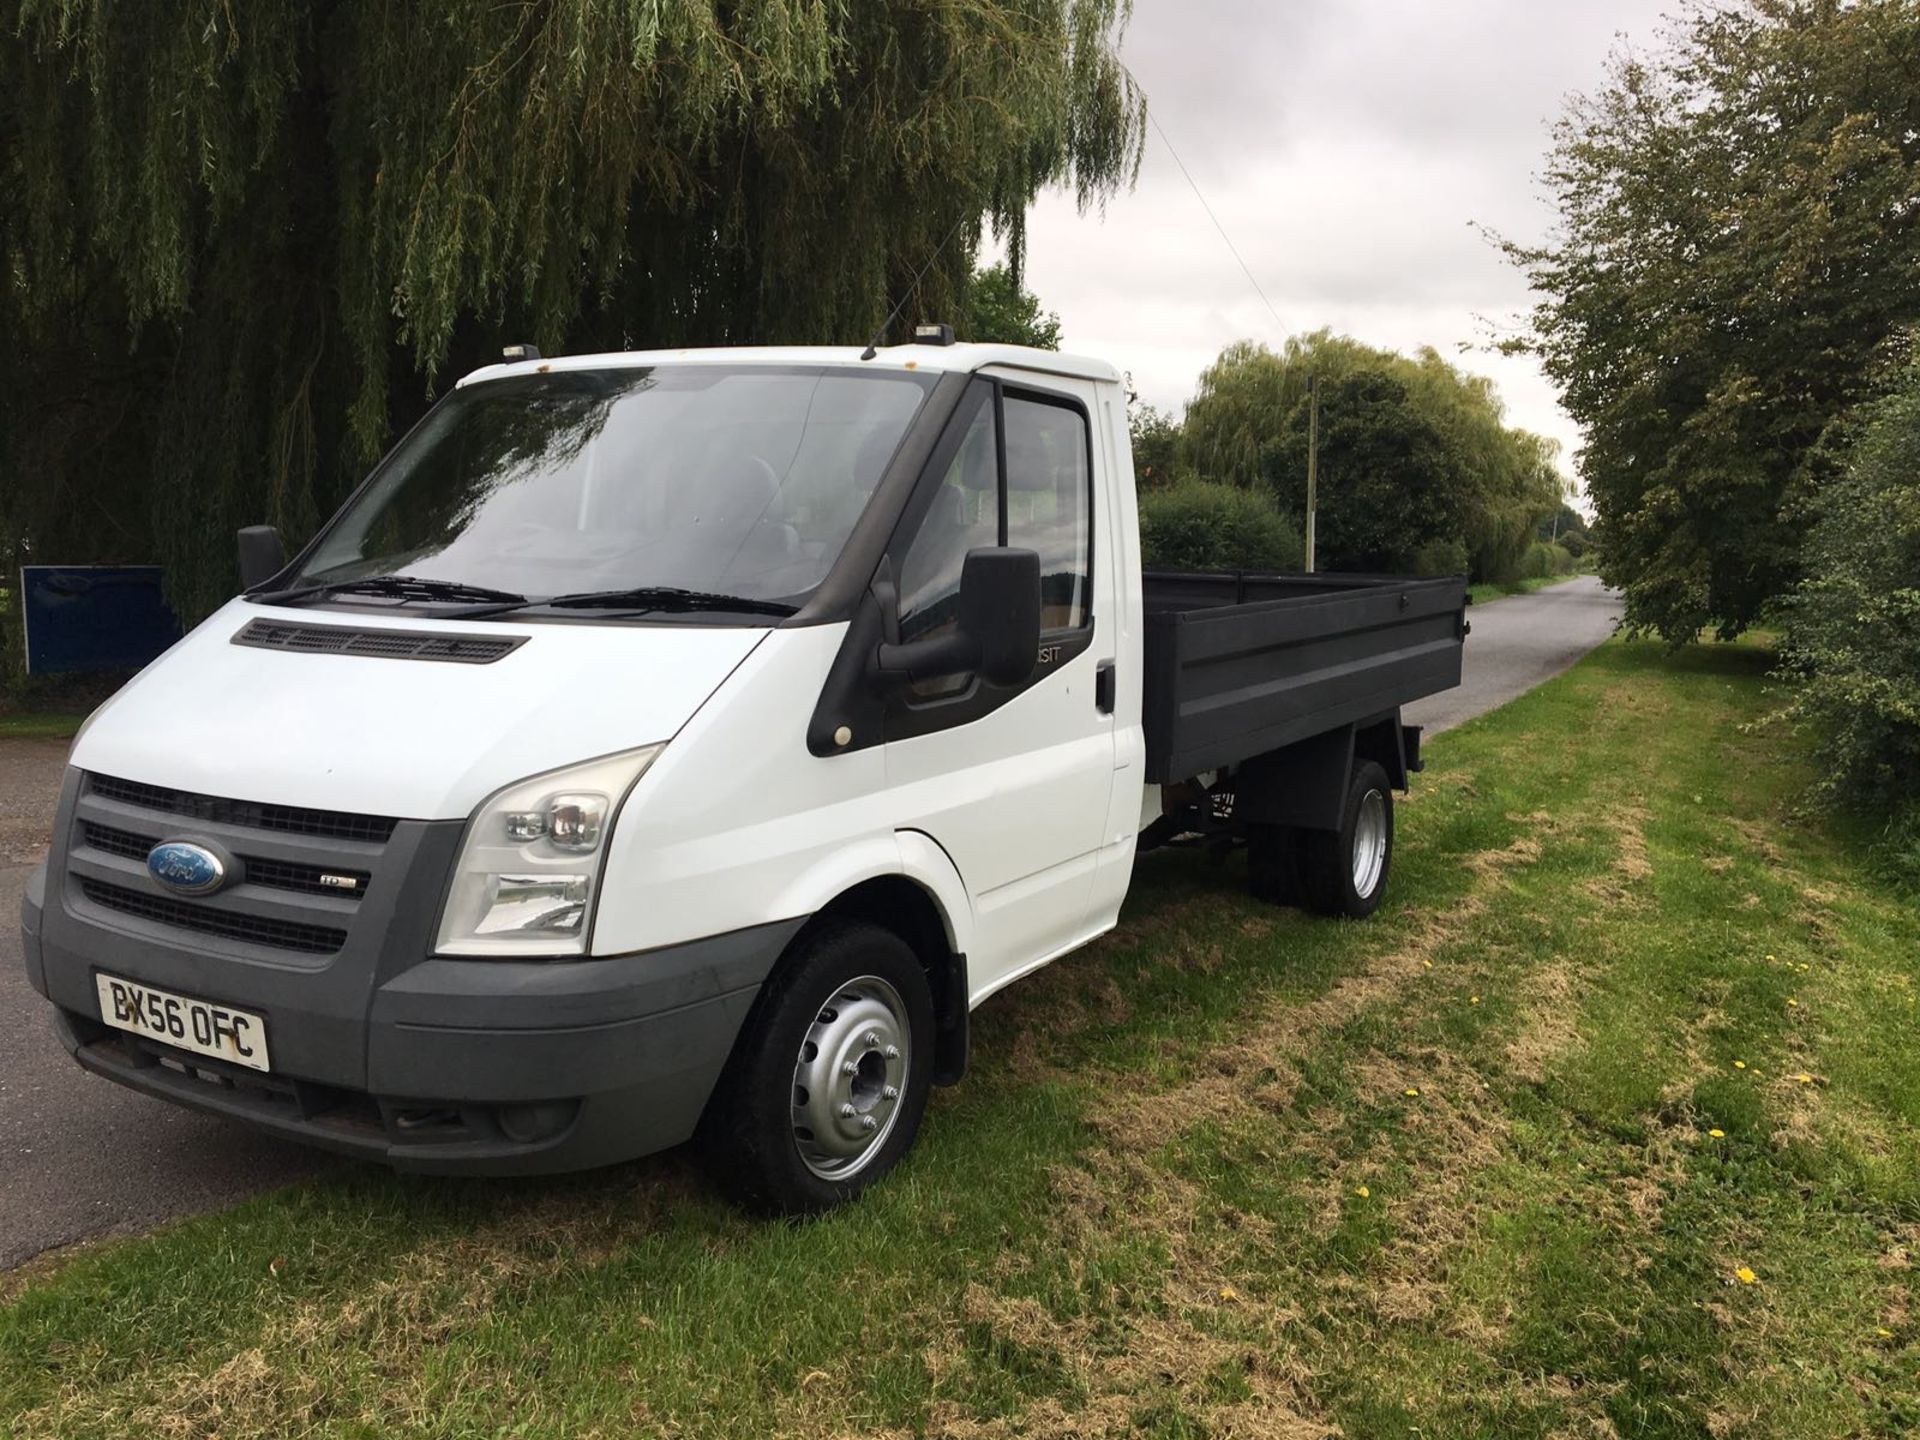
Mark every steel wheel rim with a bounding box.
[790,975,910,1181]
[1351,789,1388,897]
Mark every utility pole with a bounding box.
[1304,373,1319,573]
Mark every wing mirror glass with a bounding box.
[237,526,285,590]
[875,546,1041,688]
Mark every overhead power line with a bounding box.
[1145,108,1290,341]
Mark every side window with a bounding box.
[1003,394,1091,631]
[896,396,998,648]
[890,383,1092,704]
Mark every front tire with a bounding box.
[1298,760,1394,919]
[705,919,934,1214]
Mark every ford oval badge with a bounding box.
[147,841,226,896]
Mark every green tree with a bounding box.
[1182,333,1562,580]
[1127,402,1186,487]
[1777,359,1920,878]
[961,264,1063,349]
[1507,0,1920,644]
[0,1,1144,635]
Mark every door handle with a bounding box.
[1095,660,1116,714]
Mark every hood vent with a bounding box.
[232,618,526,665]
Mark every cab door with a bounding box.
[880,375,1119,1000]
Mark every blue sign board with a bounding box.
[21,566,183,676]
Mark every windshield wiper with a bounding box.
[448,586,799,620]
[250,575,529,608]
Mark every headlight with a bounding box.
[435,744,663,957]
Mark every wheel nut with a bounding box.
[883,1045,900,1060]
[860,1115,878,1132]
[839,1103,856,1119]
[864,1031,881,1048]
[841,1061,858,1076]
[882,1086,899,1101]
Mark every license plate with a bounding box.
[94,973,271,1073]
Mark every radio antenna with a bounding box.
[860,213,973,360]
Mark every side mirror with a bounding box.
[236,526,285,590]
[875,547,1041,688]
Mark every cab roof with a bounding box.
[456,341,1123,390]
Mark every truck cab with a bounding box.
[21,338,1463,1212]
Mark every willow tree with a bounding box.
[0,0,1144,631]
[1182,334,1563,581]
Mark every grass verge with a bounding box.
[1467,571,1589,606]
[0,714,82,740]
[6,637,1920,1438]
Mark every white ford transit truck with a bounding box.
[21,335,1466,1211]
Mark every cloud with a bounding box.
[1013,0,1672,484]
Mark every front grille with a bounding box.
[232,618,525,665]
[80,821,370,900]
[80,821,154,861]
[87,774,397,844]
[78,878,348,955]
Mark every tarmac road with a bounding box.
[1406,574,1623,737]
[0,576,1619,1271]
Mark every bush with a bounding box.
[1518,541,1575,579]
[1778,363,1920,880]
[1139,480,1304,573]
[1410,538,1470,577]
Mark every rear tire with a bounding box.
[704,919,934,1214]
[1299,760,1394,919]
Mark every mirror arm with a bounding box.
[872,632,979,685]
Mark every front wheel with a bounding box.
[704,919,934,1214]
[1298,760,1395,919]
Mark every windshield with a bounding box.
[289,365,937,607]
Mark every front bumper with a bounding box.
[37,923,794,1175]
[31,917,794,1175]
[23,767,799,1175]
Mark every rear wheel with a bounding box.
[1298,760,1394,919]
[705,919,933,1214]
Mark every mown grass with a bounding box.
[6,637,1920,1438]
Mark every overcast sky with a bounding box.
[1012,0,1673,489]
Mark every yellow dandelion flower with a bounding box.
[1422,959,1432,969]
[1796,1073,1813,1084]
[1787,997,1798,1008]
[1734,1061,1747,1070]
[1470,995,1481,1006]
[1355,1185,1370,1198]
[1878,1328,1894,1339]
[1765,954,1775,962]
[1735,1267,1757,1285]
[1709,1129,1725,1138]
[1404,1087,1421,1097]
[1218,1285,1239,1302]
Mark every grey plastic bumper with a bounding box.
[31,764,803,1174]
[20,860,47,993]
[43,919,801,1175]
